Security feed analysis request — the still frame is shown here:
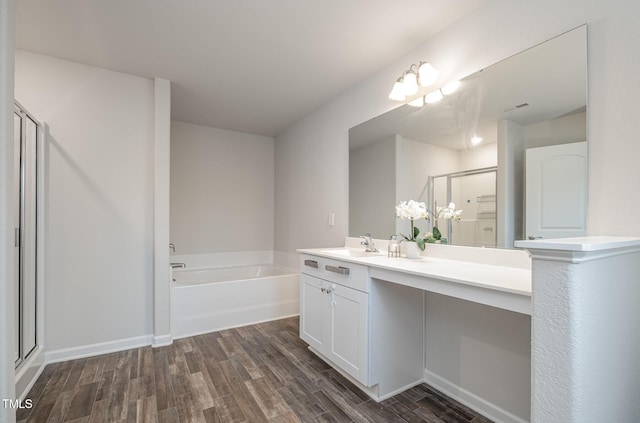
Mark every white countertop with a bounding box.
[514,235,640,251]
[298,247,531,302]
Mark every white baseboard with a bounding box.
[45,335,153,364]
[152,334,173,348]
[15,347,46,400]
[424,369,529,423]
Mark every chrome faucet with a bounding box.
[169,243,175,253]
[359,233,379,252]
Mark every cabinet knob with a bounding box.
[321,287,326,292]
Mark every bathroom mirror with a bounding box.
[349,25,587,248]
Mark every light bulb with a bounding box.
[424,89,443,103]
[441,80,461,95]
[471,136,483,146]
[418,62,438,87]
[408,96,425,107]
[402,71,418,95]
[389,79,406,101]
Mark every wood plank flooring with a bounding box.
[18,317,493,423]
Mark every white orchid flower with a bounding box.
[395,199,428,220]
[436,202,463,221]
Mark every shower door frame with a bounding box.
[428,166,498,245]
[13,101,44,374]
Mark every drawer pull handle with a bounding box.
[304,259,319,268]
[325,265,350,275]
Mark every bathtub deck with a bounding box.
[17,317,493,423]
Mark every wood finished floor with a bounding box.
[18,317,493,423]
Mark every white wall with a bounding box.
[523,111,586,149]
[170,121,274,255]
[425,293,531,421]
[14,50,155,352]
[274,0,640,250]
[275,0,640,420]
[458,141,497,170]
[396,136,459,236]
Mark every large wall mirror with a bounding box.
[349,25,587,249]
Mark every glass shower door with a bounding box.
[14,104,39,368]
[430,167,497,248]
[13,111,21,364]
[450,170,497,247]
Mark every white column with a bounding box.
[516,236,640,423]
[0,0,17,421]
[497,119,524,248]
[153,78,172,346]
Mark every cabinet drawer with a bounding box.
[300,254,370,293]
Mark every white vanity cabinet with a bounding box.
[300,255,371,386]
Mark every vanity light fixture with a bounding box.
[389,61,438,100]
[389,77,406,101]
[402,67,419,95]
[418,62,438,87]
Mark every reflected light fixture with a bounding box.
[408,96,425,107]
[441,80,460,95]
[471,136,483,146]
[425,89,443,104]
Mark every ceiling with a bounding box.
[15,0,488,137]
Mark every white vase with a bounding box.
[404,241,421,259]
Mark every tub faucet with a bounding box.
[359,233,379,252]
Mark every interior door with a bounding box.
[525,141,587,240]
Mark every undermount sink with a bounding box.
[320,248,383,257]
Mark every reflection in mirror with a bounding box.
[348,25,587,248]
[430,167,497,247]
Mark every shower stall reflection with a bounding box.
[430,167,497,248]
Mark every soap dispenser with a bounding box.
[388,235,400,258]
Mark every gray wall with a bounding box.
[170,121,274,255]
[15,50,155,352]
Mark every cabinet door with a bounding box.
[325,283,369,385]
[300,274,325,352]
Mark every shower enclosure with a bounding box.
[13,102,41,370]
[429,167,497,248]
